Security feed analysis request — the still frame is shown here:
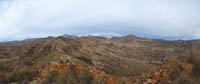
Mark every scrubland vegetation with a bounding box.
[1,36,200,84]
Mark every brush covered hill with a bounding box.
[0,35,199,84]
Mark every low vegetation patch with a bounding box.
[76,57,93,65]
[190,55,200,77]
[44,66,93,84]
[0,67,37,83]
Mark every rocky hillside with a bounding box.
[0,35,199,84]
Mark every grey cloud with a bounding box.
[0,0,200,41]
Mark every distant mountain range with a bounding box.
[1,34,200,43]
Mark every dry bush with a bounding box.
[76,57,93,65]
[44,68,94,84]
[77,70,92,84]
[44,71,59,84]
[0,63,12,72]
[178,53,200,84]
[0,67,37,83]
[92,74,104,84]
[189,54,200,77]
[102,62,147,77]
[56,69,78,84]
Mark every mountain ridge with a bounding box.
[0,34,199,84]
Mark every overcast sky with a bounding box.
[0,0,200,41]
